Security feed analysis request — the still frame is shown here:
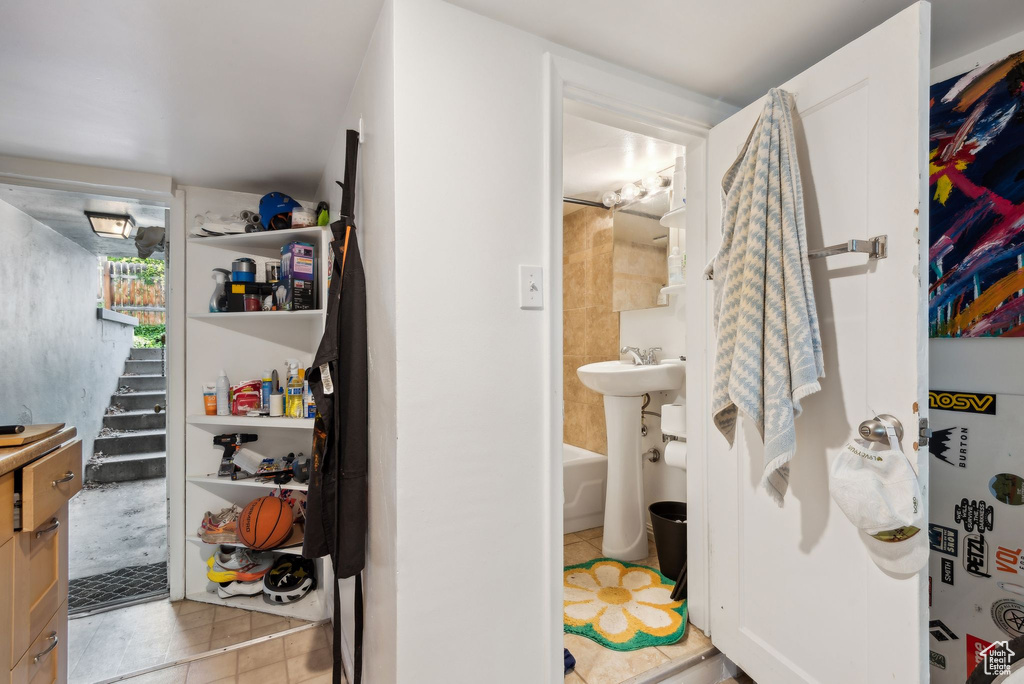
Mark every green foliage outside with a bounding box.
[108,256,165,285]
[133,323,166,348]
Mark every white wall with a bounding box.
[929,28,1024,396]
[315,1,398,680]
[388,1,730,681]
[0,198,134,462]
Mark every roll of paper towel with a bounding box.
[661,403,686,437]
[665,441,687,469]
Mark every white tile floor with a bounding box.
[69,598,338,683]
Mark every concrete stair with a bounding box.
[87,348,167,483]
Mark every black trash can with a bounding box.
[649,501,687,580]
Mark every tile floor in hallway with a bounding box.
[69,598,337,683]
[563,526,751,684]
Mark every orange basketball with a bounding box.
[238,496,293,550]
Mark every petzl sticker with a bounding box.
[990,473,1024,506]
[955,498,995,533]
[929,390,996,415]
[964,533,991,578]
[929,524,959,557]
[930,427,968,468]
[991,598,1024,638]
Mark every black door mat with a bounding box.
[69,561,168,614]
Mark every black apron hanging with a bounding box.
[303,129,367,684]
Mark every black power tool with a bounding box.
[214,433,258,477]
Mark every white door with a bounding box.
[703,3,930,683]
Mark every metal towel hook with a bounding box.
[858,414,904,444]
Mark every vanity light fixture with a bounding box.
[603,170,672,210]
[602,190,621,208]
[620,182,643,202]
[86,211,135,239]
[643,174,669,192]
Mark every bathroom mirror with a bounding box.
[611,191,670,312]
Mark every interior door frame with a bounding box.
[541,52,735,682]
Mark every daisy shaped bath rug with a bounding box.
[563,558,686,651]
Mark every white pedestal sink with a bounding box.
[577,359,685,560]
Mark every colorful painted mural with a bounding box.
[929,50,1024,337]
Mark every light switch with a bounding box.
[519,265,543,310]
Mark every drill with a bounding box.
[213,433,258,477]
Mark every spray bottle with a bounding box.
[285,359,303,418]
[210,268,231,312]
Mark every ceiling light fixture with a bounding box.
[86,211,135,239]
[620,182,643,202]
[643,174,668,192]
[602,191,621,208]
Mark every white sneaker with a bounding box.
[216,579,264,599]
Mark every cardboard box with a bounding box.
[281,278,315,311]
[281,242,315,282]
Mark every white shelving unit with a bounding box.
[182,187,332,622]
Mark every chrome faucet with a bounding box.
[620,346,662,366]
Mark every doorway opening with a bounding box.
[555,98,744,683]
[0,184,171,614]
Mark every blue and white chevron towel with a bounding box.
[709,88,824,505]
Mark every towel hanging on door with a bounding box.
[708,88,824,505]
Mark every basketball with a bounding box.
[238,496,294,550]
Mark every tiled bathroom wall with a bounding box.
[563,205,619,455]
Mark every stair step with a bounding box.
[93,429,166,456]
[117,374,166,392]
[86,452,166,483]
[124,359,164,375]
[129,348,165,361]
[102,411,166,431]
[109,391,166,412]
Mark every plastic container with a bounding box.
[261,370,273,410]
[202,384,217,415]
[668,247,685,286]
[243,293,261,311]
[232,257,257,283]
[215,370,230,416]
[285,359,303,418]
[649,501,687,580]
[269,391,284,417]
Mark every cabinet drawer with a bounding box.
[11,504,67,670]
[11,600,67,684]
[20,439,81,531]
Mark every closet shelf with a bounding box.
[186,535,304,554]
[188,310,323,322]
[184,590,325,621]
[187,415,314,430]
[660,284,686,296]
[188,474,308,492]
[187,225,327,256]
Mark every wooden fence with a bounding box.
[98,258,166,325]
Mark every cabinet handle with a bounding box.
[35,518,60,538]
[52,471,75,487]
[33,632,58,663]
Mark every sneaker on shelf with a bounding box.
[217,579,264,599]
[206,546,273,583]
[198,505,242,544]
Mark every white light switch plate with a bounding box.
[519,265,543,310]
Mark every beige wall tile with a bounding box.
[563,259,586,310]
[563,309,586,356]
[563,356,586,404]
[587,252,614,309]
[564,401,587,449]
[585,306,620,357]
[583,403,608,455]
[564,210,587,256]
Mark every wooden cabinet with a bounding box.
[0,429,79,684]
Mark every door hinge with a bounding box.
[919,417,931,448]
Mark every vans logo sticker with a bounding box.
[965,534,991,578]
[942,558,955,585]
[930,524,959,556]
[955,498,995,533]
[930,427,968,467]
[930,390,997,415]
[930,619,959,642]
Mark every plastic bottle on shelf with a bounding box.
[668,247,685,286]
[285,360,303,418]
[261,369,273,410]
[216,370,230,416]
